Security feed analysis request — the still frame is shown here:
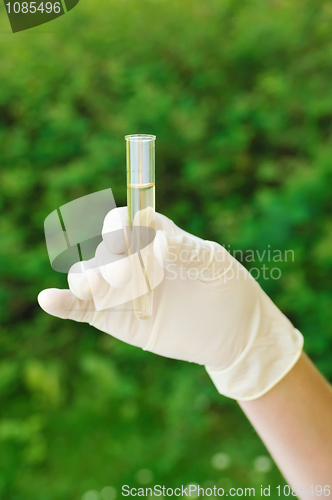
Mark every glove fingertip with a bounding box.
[37,288,58,313]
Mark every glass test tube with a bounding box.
[126,134,156,321]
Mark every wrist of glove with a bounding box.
[38,207,303,401]
[205,292,303,401]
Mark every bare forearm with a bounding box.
[239,353,332,497]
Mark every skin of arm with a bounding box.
[239,352,332,497]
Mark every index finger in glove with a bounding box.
[102,207,130,255]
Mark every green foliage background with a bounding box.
[0,0,332,498]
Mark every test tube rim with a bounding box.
[125,134,156,142]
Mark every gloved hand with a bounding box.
[38,207,303,401]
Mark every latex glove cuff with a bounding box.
[206,324,303,401]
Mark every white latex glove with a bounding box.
[38,207,303,401]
